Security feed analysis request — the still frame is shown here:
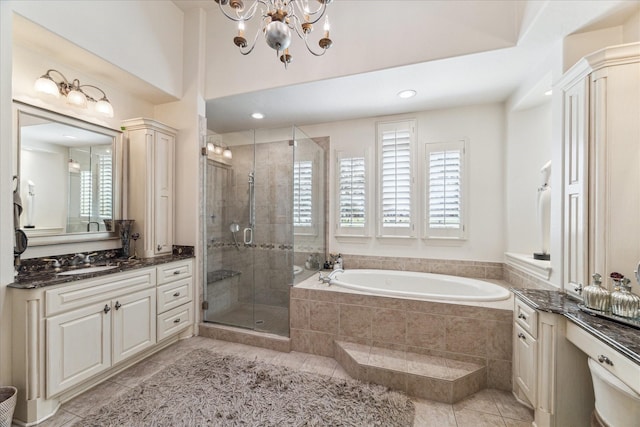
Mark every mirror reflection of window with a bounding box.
[17,104,119,238]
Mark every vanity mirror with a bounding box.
[14,101,123,246]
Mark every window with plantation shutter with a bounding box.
[337,154,367,232]
[377,120,416,237]
[424,139,467,240]
[293,160,313,227]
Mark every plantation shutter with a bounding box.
[293,160,313,227]
[98,154,113,217]
[80,170,93,217]
[338,156,366,228]
[425,139,467,239]
[377,120,416,237]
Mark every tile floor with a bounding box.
[33,336,533,427]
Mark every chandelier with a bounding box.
[34,69,114,118]
[215,0,333,68]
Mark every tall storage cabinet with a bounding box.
[559,43,640,298]
[123,118,176,258]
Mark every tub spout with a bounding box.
[319,269,344,285]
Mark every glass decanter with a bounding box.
[582,273,610,312]
[610,278,640,318]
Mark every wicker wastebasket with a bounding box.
[0,386,16,427]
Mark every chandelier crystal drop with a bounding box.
[215,0,333,69]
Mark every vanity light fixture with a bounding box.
[215,0,333,69]
[34,69,115,118]
[207,137,233,160]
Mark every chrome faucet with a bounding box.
[43,258,62,272]
[71,252,97,266]
[318,269,344,285]
[87,221,100,232]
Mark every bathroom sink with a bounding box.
[57,266,118,276]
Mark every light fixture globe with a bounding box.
[66,89,88,108]
[34,75,60,97]
[265,20,291,51]
[95,98,114,118]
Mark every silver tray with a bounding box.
[578,304,640,330]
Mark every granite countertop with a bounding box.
[10,250,194,290]
[512,288,640,365]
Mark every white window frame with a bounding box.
[335,148,371,237]
[423,138,468,241]
[376,119,417,238]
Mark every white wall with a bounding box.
[9,0,184,98]
[505,101,552,255]
[301,103,506,262]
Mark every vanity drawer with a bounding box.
[46,268,155,316]
[157,277,192,314]
[515,298,538,338]
[566,321,640,395]
[157,303,192,341]
[156,260,192,285]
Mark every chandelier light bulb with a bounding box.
[323,15,330,36]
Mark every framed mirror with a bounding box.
[14,101,123,246]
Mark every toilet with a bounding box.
[588,358,640,427]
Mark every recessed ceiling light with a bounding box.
[544,90,553,96]
[251,112,264,119]
[63,134,77,139]
[398,90,417,99]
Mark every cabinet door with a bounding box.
[154,131,174,256]
[514,324,537,406]
[563,77,589,298]
[46,302,111,397]
[112,288,156,364]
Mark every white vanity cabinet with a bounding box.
[513,297,594,427]
[560,43,640,297]
[156,259,194,341]
[10,258,194,425]
[123,118,176,258]
[513,299,538,405]
[44,268,156,397]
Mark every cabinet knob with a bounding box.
[598,354,614,366]
[517,332,526,340]
[518,313,527,320]
[103,304,111,314]
[173,270,181,275]
[158,244,163,252]
[173,292,181,297]
[173,318,181,324]
[115,301,122,310]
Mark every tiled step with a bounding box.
[334,341,486,404]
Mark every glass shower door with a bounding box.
[203,131,256,330]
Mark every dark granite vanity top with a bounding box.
[512,288,640,365]
[10,246,194,290]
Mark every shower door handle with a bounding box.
[243,227,253,245]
